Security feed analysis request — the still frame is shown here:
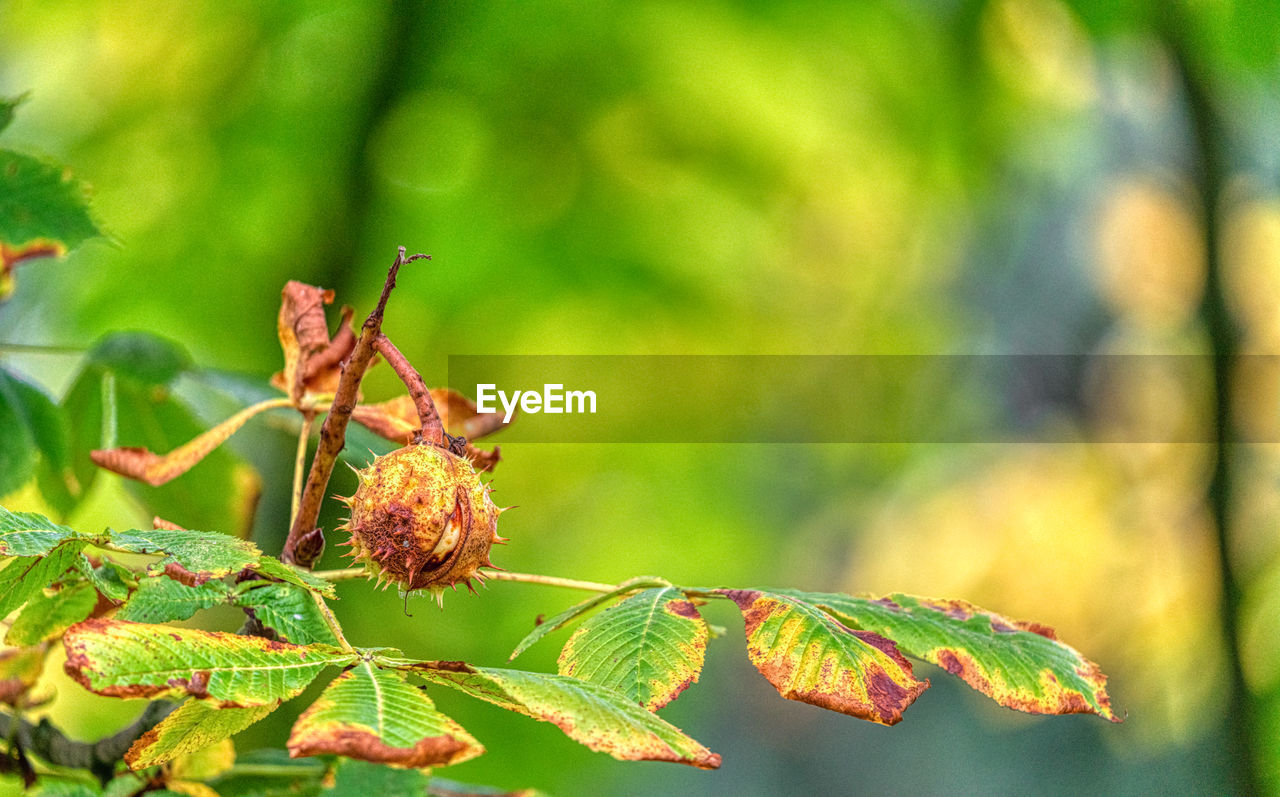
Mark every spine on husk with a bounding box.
[338,443,507,602]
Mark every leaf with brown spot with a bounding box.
[106,528,260,585]
[418,664,720,769]
[115,575,230,624]
[718,589,928,725]
[559,587,708,711]
[63,618,355,707]
[125,699,276,769]
[509,577,667,661]
[777,590,1119,721]
[90,397,292,487]
[289,661,482,769]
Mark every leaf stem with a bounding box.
[282,247,428,567]
[482,571,624,593]
[312,591,354,652]
[312,567,366,581]
[290,411,316,528]
[374,333,445,447]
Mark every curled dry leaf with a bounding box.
[271,282,356,403]
[352,389,507,471]
[90,397,293,487]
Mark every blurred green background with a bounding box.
[3,0,1280,794]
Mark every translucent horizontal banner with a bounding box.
[444,355,1278,444]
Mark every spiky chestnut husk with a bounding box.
[337,443,505,599]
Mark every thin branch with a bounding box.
[0,702,175,784]
[374,333,445,447]
[290,411,316,527]
[313,567,367,581]
[482,571,622,594]
[282,248,428,567]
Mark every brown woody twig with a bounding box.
[374,333,445,447]
[282,247,429,566]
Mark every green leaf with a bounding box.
[323,759,430,797]
[0,505,78,555]
[778,590,1119,721]
[33,783,100,797]
[86,333,190,386]
[0,369,71,502]
[254,556,337,598]
[75,554,134,602]
[107,528,260,585]
[0,148,100,278]
[235,582,337,645]
[289,661,482,769]
[0,375,37,497]
[509,577,665,660]
[116,575,230,623]
[718,589,928,726]
[558,587,708,711]
[0,540,86,618]
[418,665,720,769]
[208,750,324,797]
[60,333,258,532]
[0,94,26,135]
[6,580,98,646]
[99,774,145,797]
[125,699,276,769]
[63,618,355,706]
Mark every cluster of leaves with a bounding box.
[1,501,1116,790]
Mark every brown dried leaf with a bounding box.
[271,283,357,403]
[91,397,291,486]
[351,389,506,470]
[275,282,334,405]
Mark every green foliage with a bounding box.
[288,661,482,768]
[558,586,708,711]
[777,589,1119,720]
[0,150,99,254]
[116,576,230,623]
[57,332,258,532]
[0,505,79,555]
[108,528,259,584]
[0,369,69,499]
[508,576,665,660]
[0,542,86,617]
[417,665,722,769]
[125,700,275,769]
[5,580,97,646]
[233,582,337,645]
[63,619,355,706]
